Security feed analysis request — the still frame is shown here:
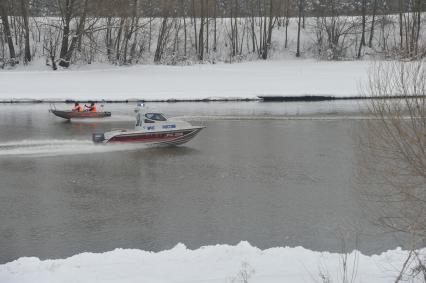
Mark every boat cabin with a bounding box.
[144,113,167,123]
[136,112,168,127]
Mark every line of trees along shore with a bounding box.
[0,0,424,69]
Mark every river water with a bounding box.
[0,101,408,263]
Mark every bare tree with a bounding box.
[42,19,62,70]
[154,17,173,63]
[360,60,426,280]
[1,0,424,67]
[212,0,217,52]
[198,0,205,60]
[191,0,197,55]
[312,0,357,60]
[357,0,366,59]
[398,0,403,50]
[227,0,239,59]
[122,0,140,64]
[368,0,378,48]
[0,0,16,65]
[395,0,423,58]
[283,0,291,49]
[296,0,302,57]
[260,0,277,60]
[366,60,426,189]
[20,0,31,63]
[58,0,89,67]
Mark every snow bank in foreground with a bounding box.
[0,242,419,283]
[0,60,370,102]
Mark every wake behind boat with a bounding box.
[92,107,205,146]
[50,109,112,120]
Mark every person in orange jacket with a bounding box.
[73,102,82,112]
[85,102,97,112]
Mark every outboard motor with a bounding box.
[92,133,105,143]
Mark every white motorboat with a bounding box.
[92,106,205,146]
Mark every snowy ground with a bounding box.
[0,60,371,102]
[0,242,420,283]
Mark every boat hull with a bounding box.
[51,110,111,120]
[95,127,204,146]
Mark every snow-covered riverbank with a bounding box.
[0,242,419,283]
[0,60,370,102]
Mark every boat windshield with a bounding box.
[145,113,167,122]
